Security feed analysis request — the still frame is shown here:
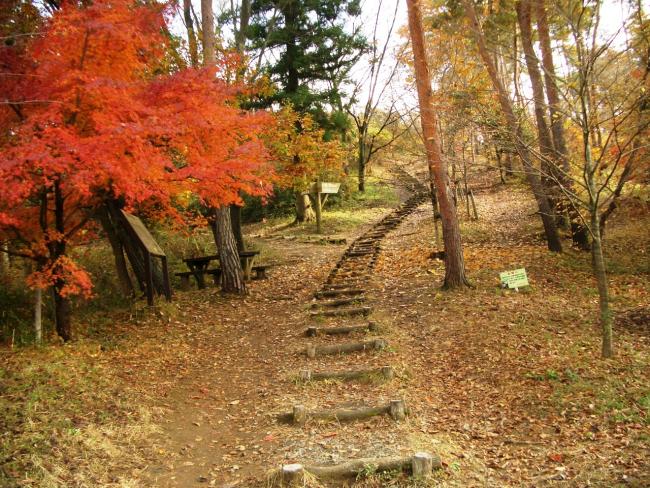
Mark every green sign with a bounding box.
[500,268,529,289]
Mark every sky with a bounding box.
[169,0,643,111]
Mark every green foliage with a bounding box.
[0,271,34,346]
[248,0,367,130]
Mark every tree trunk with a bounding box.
[591,211,613,358]
[202,0,245,295]
[516,1,556,170]
[0,242,6,274]
[536,0,593,249]
[462,0,563,252]
[211,208,246,294]
[34,287,42,343]
[534,0,569,164]
[295,193,316,222]
[234,0,251,53]
[230,204,246,252]
[407,0,470,288]
[184,0,198,67]
[53,284,72,341]
[98,205,135,296]
[200,0,215,62]
[358,136,366,192]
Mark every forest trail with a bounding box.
[141,169,649,488]
[143,167,423,487]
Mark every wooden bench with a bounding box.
[251,264,271,280]
[175,268,221,290]
[206,268,222,284]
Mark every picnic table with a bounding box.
[180,250,261,289]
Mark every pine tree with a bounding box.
[248,0,366,131]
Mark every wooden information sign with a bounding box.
[311,181,341,194]
[120,210,172,305]
[500,268,529,290]
[310,181,341,234]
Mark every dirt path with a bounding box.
[136,172,648,488]
[140,170,415,487]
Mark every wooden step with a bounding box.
[314,288,364,298]
[281,399,406,425]
[305,338,386,357]
[311,296,366,309]
[305,322,376,336]
[310,306,372,318]
[298,365,393,382]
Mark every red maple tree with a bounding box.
[0,0,274,340]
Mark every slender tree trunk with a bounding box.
[516,1,555,165]
[202,0,246,294]
[201,0,215,62]
[34,288,42,344]
[49,181,73,341]
[430,182,441,249]
[462,0,563,252]
[228,0,252,251]
[533,0,591,249]
[53,286,72,341]
[535,0,568,164]
[184,0,198,67]
[230,205,246,252]
[407,0,470,289]
[590,210,613,358]
[234,0,251,53]
[211,208,246,293]
[358,134,366,192]
[505,152,513,174]
[496,148,506,183]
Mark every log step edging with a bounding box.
[311,296,367,309]
[314,288,364,298]
[298,365,394,382]
[283,399,407,424]
[271,452,442,485]
[305,338,387,357]
[305,322,376,336]
[310,306,372,318]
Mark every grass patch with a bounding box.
[0,344,157,487]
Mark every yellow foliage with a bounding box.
[267,106,346,192]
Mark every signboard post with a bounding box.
[310,181,341,234]
[499,268,529,291]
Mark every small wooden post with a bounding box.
[293,405,307,425]
[389,399,406,420]
[144,254,154,306]
[374,338,388,350]
[299,370,312,381]
[381,366,394,379]
[281,464,305,486]
[315,190,323,234]
[469,189,478,220]
[411,452,434,478]
[306,344,317,358]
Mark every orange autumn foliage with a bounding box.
[0,0,274,298]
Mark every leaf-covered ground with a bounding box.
[1,169,648,487]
